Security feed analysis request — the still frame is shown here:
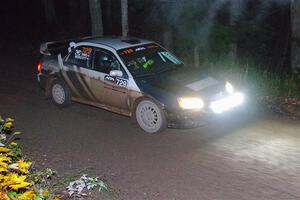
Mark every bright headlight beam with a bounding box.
[225,81,234,94]
[210,93,244,114]
[178,97,204,110]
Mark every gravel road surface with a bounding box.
[0,56,299,200]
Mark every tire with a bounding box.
[50,80,71,107]
[135,99,167,134]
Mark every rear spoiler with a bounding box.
[40,36,93,55]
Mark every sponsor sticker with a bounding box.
[120,44,159,56]
[146,44,159,49]
[104,75,128,87]
[120,48,134,56]
[135,47,146,52]
[75,47,92,60]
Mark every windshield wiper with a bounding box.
[135,72,156,78]
[156,64,182,74]
[135,64,183,78]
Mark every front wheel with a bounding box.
[135,99,167,134]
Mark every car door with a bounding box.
[90,48,130,111]
[62,46,96,103]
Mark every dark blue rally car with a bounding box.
[37,36,245,133]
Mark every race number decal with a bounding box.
[104,75,127,87]
[115,78,127,87]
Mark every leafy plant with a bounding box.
[0,115,115,200]
[66,174,108,198]
[0,116,58,200]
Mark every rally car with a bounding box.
[37,36,245,133]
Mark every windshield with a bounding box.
[117,44,183,77]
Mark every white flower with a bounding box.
[0,134,6,141]
[8,163,19,170]
[66,174,108,198]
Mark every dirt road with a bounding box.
[0,56,299,200]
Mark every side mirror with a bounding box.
[109,70,123,77]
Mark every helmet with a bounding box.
[100,55,109,62]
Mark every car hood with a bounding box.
[134,67,225,109]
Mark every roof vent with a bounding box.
[121,39,141,45]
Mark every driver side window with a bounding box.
[92,49,121,74]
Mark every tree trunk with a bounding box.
[193,45,200,68]
[89,0,104,36]
[79,0,90,35]
[105,0,113,34]
[121,0,129,37]
[163,29,173,50]
[291,0,300,74]
[43,0,56,24]
[228,0,241,59]
[67,0,80,35]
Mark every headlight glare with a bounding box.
[210,93,244,114]
[178,97,204,110]
[225,81,234,94]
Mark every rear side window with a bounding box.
[66,46,93,69]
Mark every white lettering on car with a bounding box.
[105,75,128,87]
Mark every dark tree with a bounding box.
[292,0,300,74]
[121,0,129,36]
[89,0,104,36]
[105,0,113,34]
[43,0,57,24]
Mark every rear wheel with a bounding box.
[51,80,70,107]
[135,99,166,134]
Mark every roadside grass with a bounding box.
[0,116,119,200]
[203,57,299,98]
[202,57,300,118]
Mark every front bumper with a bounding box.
[166,92,245,129]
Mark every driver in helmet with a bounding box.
[99,54,120,74]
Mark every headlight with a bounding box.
[225,81,234,94]
[178,97,204,110]
[210,93,244,114]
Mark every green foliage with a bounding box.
[141,0,290,72]
[0,117,116,200]
[208,24,237,59]
[204,57,300,98]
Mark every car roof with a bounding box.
[81,36,154,50]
